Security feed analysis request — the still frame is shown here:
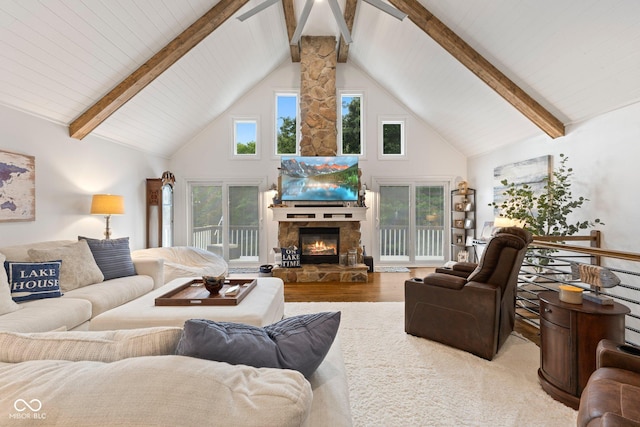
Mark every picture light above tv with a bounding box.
[280,156,359,203]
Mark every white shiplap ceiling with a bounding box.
[1,0,639,158]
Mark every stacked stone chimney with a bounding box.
[299,36,337,156]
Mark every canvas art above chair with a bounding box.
[404,227,533,360]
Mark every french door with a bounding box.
[376,181,447,265]
[188,182,261,263]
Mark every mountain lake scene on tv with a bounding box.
[280,156,359,202]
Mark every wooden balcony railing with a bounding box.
[192,225,259,259]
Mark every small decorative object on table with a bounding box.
[572,263,620,305]
[559,284,583,304]
[347,248,357,266]
[202,274,226,295]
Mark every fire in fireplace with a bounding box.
[299,227,340,264]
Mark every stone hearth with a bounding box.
[272,263,368,283]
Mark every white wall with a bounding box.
[469,101,640,253]
[0,105,168,249]
[170,60,467,262]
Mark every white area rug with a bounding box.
[374,266,410,273]
[285,302,577,427]
[227,267,260,274]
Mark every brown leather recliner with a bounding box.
[578,339,640,427]
[404,226,533,360]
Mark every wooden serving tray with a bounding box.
[155,278,257,306]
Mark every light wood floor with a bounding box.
[281,267,540,345]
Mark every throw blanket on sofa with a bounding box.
[132,246,228,284]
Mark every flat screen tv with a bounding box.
[280,156,359,202]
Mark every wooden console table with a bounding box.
[537,291,629,409]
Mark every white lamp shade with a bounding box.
[91,194,125,215]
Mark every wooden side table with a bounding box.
[537,291,629,409]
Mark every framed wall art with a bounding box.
[0,150,35,222]
[493,155,551,215]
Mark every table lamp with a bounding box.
[90,194,124,239]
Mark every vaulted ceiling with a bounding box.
[1,0,639,158]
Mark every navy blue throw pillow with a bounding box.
[78,236,135,280]
[175,311,340,378]
[4,261,63,302]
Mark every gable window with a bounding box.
[379,118,406,158]
[233,118,258,157]
[339,93,363,155]
[275,93,298,155]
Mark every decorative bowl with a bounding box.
[202,275,225,295]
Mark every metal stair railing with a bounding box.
[516,230,640,346]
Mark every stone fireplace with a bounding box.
[270,36,368,283]
[278,221,361,262]
[272,217,367,283]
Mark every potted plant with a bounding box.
[490,153,603,271]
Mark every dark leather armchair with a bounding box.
[578,339,640,427]
[404,227,533,360]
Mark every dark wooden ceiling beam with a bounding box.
[337,0,358,63]
[69,0,250,140]
[389,0,565,138]
[282,0,300,62]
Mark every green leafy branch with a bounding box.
[490,154,603,267]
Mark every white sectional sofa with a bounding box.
[0,239,352,426]
[0,240,164,332]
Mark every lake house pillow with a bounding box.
[4,260,63,302]
[28,240,103,291]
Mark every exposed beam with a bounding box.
[328,0,353,44]
[337,0,358,63]
[290,0,314,46]
[69,0,249,140]
[389,0,565,139]
[282,0,300,62]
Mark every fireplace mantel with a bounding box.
[270,206,367,222]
